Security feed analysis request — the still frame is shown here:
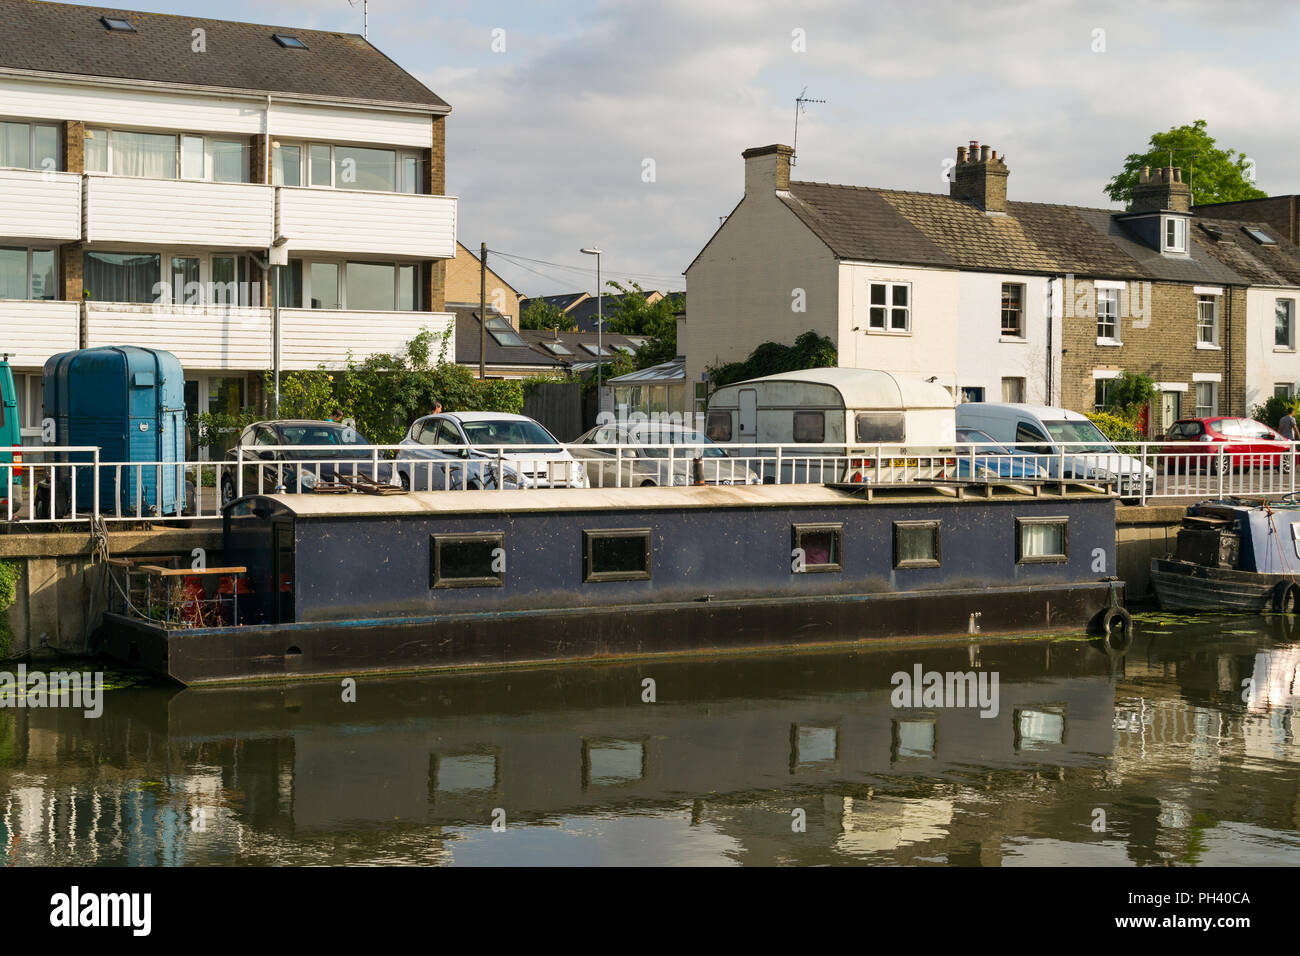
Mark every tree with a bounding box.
[1100,370,1156,421]
[603,280,683,369]
[1105,120,1266,207]
[706,330,837,388]
[520,298,575,332]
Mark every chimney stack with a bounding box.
[1130,164,1191,213]
[742,144,794,196]
[950,140,1010,213]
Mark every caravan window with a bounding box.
[706,411,732,442]
[854,412,905,443]
[793,411,825,443]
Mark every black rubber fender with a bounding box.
[1273,581,1299,614]
[1099,606,1133,655]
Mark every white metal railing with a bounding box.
[4,439,1298,525]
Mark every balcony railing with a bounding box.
[0,168,81,241]
[84,174,273,247]
[85,301,273,370]
[275,185,457,259]
[2,300,80,367]
[279,309,454,370]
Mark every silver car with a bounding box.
[570,423,760,487]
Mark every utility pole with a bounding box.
[479,242,488,380]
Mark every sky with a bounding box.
[59,0,1300,297]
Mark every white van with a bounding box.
[705,368,956,483]
[955,402,1154,496]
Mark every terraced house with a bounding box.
[0,0,455,442]
[687,141,1300,435]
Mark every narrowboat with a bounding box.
[1151,497,1300,612]
[98,482,1127,685]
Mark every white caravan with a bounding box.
[705,368,957,484]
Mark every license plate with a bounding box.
[890,458,919,467]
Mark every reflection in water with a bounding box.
[1,615,1299,866]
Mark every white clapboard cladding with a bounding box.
[4,301,79,366]
[279,309,454,370]
[0,169,81,241]
[270,103,434,149]
[0,77,263,136]
[86,304,272,370]
[276,188,456,259]
[84,176,273,247]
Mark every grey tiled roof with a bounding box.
[0,0,447,109]
[777,179,1282,286]
[1193,219,1300,287]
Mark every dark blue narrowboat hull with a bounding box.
[99,485,1125,684]
[101,580,1119,685]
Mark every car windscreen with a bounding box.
[461,419,558,448]
[1043,420,1113,453]
[628,428,726,457]
[278,425,371,457]
[956,429,1009,453]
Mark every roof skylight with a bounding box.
[1242,226,1276,245]
[101,16,135,32]
[273,33,308,49]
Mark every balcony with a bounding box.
[279,309,455,370]
[275,187,457,259]
[3,300,80,367]
[85,302,272,370]
[84,175,274,248]
[0,169,80,242]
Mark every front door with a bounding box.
[738,388,758,443]
[1161,391,1180,435]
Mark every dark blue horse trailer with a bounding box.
[42,346,187,516]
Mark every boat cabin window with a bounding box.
[893,520,941,569]
[793,411,825,443]
[792,523,843,573]
[855,412,905,443]
[1016,517,1068,564]
[430,533,506,589]
[583,529,652,582]
[706,411,732,442]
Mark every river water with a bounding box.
[0,614,1297,866]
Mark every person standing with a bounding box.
[1280,405,1297,441]
[431,400,443,416]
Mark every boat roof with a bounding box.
[234,482,1112,519]
[715,367,954,410]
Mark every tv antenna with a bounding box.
[792,87,826,167]
[348,0,368,39]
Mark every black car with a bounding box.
[220,420,396,505]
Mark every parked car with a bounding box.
[1158,417,1293,473]
[409,412,589,488]
[953,427,1045,479]
[570,422,760,487]
[956,403,1155,497]
[395,416,521,490]
[220,420,398,505]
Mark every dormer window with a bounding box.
[1163,216,1188,254]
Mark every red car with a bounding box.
[1159,417,1294,473]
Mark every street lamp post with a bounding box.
[580,247,602,390]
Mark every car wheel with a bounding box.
[1283,454,1294,474]
[220,476,236,506]
[639,479,657,487]
[1216,455,1232,476]
[398,471,410,492]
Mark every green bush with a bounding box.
[706,330,837,388]
[1086,411,1142,443]
[1251,395,1296,431]
[0,560,21,659]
